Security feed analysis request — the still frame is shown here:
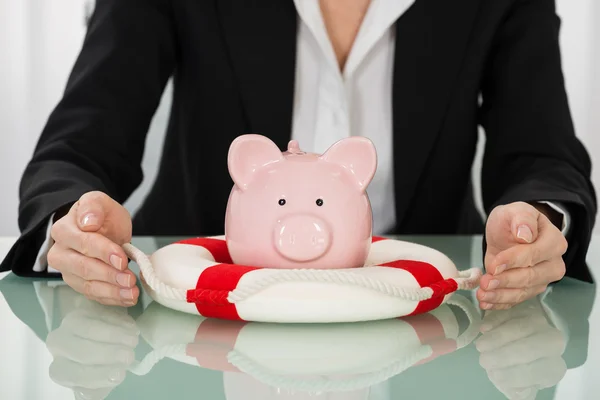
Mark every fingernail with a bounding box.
[474,339,483,351]
[116,273,131,287]
[517,225,533,243]
[487,279,500,290]
[110,254,123,270]
[80,213,98,227]
[127,336,138,347]
[483,303,493,310]
[515,388,535,399]
[108,369,124,382]
[120,289,133,300]
[483,291,496,301]
[119,351,133,363]
[494,264,506,275]
[475,339,489,352]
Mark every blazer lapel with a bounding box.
[216,0,298,151]
[391,0,481,229]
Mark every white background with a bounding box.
[0,1,598,397]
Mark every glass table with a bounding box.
[1,235,598,400]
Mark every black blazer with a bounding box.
[2,0,597,282]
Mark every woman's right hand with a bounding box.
[48,191,139,306]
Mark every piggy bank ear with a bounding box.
[321,137,377,191]
[228,134,284,190]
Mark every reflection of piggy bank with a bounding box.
[225,134,377,270]
[130,294,480,398]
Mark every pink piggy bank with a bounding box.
[224,134,377,270]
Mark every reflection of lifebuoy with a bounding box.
[129,294,480,395]
[124,236,481,323]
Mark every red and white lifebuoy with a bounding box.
[129,294,480,394]
[123,236,481,323]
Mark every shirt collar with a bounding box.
[293,0,416,78]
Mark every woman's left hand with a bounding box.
[479,201,568,310]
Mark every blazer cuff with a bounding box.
[537,201,570,236]
[32,213,60,274]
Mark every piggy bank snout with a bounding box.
[274,215,331,262]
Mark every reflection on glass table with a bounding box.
[476,296,568,400]
[0,272,594,400]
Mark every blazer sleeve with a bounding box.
[0,0,176,277]
[478,0,597,282]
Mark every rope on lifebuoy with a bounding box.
[123,243,187,301]
[226,343,433,392]
[228,269,434,302]
[128,344,187,376]
[444,293,481,349]
[455,269,483,291]
[123,243,482,304]
[228,267,482,303]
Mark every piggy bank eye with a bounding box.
[316,199,324,207]
[278,199,286,206]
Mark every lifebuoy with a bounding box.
[124,236,481,323]
[129,294,480,394]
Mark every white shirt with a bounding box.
[35,0,569,272]
[291,0,413,234]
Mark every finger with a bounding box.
[478,328,565,369]
[487,356,567,390]
[96,296,138,307]
[488,228,567,275]
[52,247,135,289]
[75,303,138,327]
[74,192,106,232]
[480,302,513,311]
[479,299,542,332]
[46,330,136,365]
[480,309,514,331]
[49,357,127,389]
[73,387,115,400]
[63,312,139,347]
[505,202,541,244]
[78,301,138,326]
[50,217,129,272]
[76,191,132,244]
[475,314,549,352]
[62,273,139,305]
[480,258,564,291]
[494,386,538,400]
[477,284,547,306]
